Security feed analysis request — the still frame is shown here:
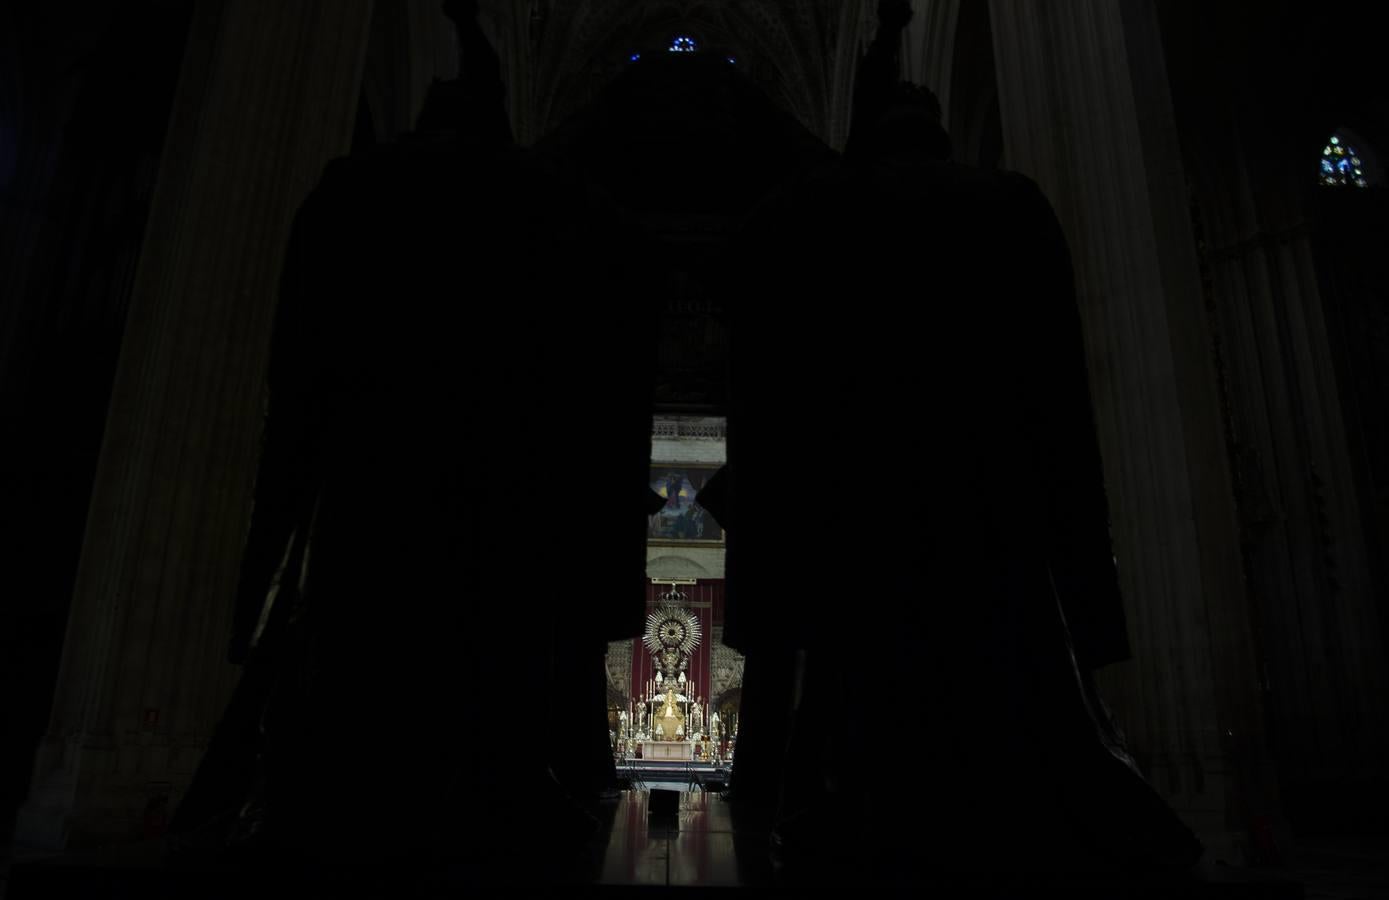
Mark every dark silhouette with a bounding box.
[170,0,658,873]
[170,0,1202,890]
[709,2,1202,883]
[846,0,952,163]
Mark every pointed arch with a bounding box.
[1320,127,1381,188]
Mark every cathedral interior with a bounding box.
[2,0,1388,896]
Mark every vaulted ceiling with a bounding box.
[479,0,872,146]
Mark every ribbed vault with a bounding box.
[480,0,870,146]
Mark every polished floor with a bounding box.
[5,790,1374,897]
[597,789,770,889]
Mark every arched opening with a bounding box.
[669,34,699,54]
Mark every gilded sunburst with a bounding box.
[643,605,702,657]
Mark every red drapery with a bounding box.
[630,579,723,725]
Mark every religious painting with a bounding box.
[648,465,723,542]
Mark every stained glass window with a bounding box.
[669,35,698,53]
[1321,134,1369,188]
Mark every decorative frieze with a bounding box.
[653,417,726,441]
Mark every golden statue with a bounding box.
[656,686,684,741]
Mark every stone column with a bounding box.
[17,0,373,848]
[1195,118,1389,827]
[478,0,535,145]
[825,1,875,152]
[361,0,459,144]
[901,0,961,120]
[987,0,1274,861]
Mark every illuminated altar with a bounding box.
[611,594,731,763]
[640,741,694,761]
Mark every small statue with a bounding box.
[659,686,683,741]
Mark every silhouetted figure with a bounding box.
[172,1,658,879]
[847,81,953,164]
[718,3,1202,884]
[174,3,1202,886]
[846,0,952,162]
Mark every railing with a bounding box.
[653,419,726,440]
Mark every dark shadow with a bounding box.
[13,1,1282,896]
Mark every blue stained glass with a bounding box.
[1321,133,1370,188]
[669,35,698,52]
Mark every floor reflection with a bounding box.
[598,789,763,888]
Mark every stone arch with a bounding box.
[645,555,713,580]
[513,0,868,147]
[711,684,742,735]
[604,637,635,716]
[709,646,744,711]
